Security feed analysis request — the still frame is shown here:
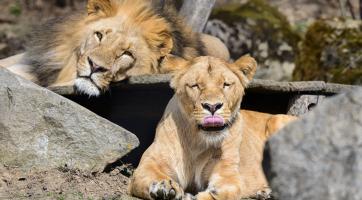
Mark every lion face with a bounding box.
[171,56,257,140]
[75,27,149,96]
[74,0,173,96]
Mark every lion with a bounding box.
[129,55,297,200]
[0,0,229,96]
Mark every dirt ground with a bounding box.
[0,0,87,59]
[0,164,137,200]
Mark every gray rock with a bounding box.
[128,74,172,85]
[205,0,301,81]
[287,95,326,116]
[264,88,362,200]
[0,68,139,172]
[49,74,361,96]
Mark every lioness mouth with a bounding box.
[199,125,228,132]
[199,115,227,132]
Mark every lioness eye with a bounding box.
[190,84,199,89]
[224,82,231,88]
[95,31,103,41]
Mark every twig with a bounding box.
[0,18,16,24]
[339,0,348,18]
[346,0,356,19]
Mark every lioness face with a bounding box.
[172,56,257,139]
[74,0,173,96]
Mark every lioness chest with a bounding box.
[174,141,223,193]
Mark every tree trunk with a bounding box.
[346,0,356,19]
[360,0,362,19]
[339,0,347,18]
[55,0,67,8]
[179,0,216,33]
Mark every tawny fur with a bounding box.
[129,56,297,200]
[5,0,228,96]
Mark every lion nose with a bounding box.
[88,57,108,74]
[202,103,223,115]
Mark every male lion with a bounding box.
[0,0,228,96]
[129,55,297,200]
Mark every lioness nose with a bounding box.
[202,103,223,115]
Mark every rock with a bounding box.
[49,74,360,96]
[204,0,300,81]
[293,18,362,85]
[0,31,26,60]
[264,88,362,200]
[0,68,139,172]
[287,94,326,116]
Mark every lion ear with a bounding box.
[160,55,189,74]
[232,55,257,83]
[159,34,173,57]
[87,0,116,16]
[143,20,174,56]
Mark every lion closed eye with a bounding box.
[130,55,297,200]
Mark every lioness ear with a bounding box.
[168,57,191,91]
[87,0,116,16]
[170,69,187,91]
[232,55,257,83]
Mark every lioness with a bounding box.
[0,0,228,96]
[129,55,297,200]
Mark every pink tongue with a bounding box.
[202,116,225,127]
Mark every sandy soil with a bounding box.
[0,164,137,200]
[0,0,87,59]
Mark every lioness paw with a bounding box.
[255,188,272,200]
[183,193,196,200]
[149,180,183,200]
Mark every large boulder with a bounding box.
[293,18,362,85]
[204,0,300,81]
[0,68,139,172]
[264,87,362,200]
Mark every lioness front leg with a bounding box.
[129,159,184,200]
[194,177,243,200]
[149,179,184,200]
[193,162,245,200]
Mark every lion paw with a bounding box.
[255,188,272,200]
[149,180,183,200]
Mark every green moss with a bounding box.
[294,18,362,85]
[212,0,287,26]
[9,3,22,17]
[210,0,300,61]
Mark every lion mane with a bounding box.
[23,0,223,95]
